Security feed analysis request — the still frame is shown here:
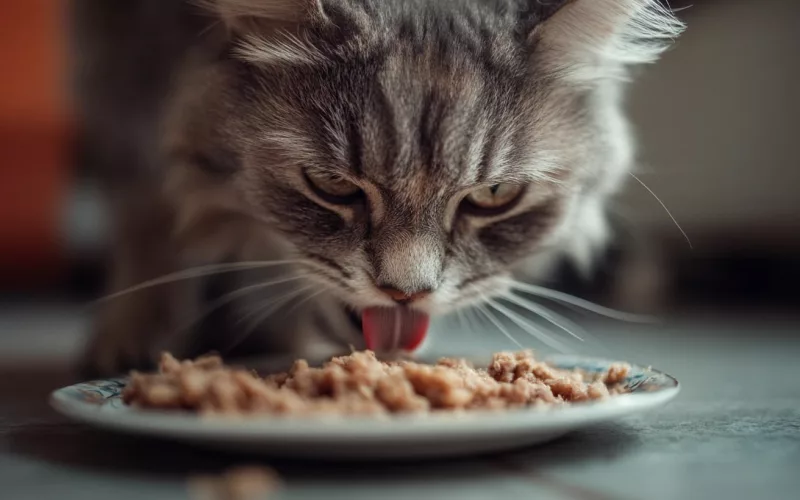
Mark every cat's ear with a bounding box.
[528,0,685,84]
[196,0,336,65]
[197,0,326,30]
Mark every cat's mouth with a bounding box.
[361,307,429,352]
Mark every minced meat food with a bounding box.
[123,350,630,416]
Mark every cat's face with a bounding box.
[171,0,682,317]
[234,40,582,317]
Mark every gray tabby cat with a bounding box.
[71,0,683,376]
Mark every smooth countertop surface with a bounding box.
[1,304,799,500]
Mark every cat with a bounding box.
[70,0,684,376]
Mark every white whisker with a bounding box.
[164,274,309,352]
[91,260,304,305]
[234,281,311,328]
[455,308,471,335]
[475,303,525,349]
[284,283,331,315]
[629,171,692,249]
[465,307,485,337]
[502,293,615,356]
[502,294,585,342]
[225,283,315,353]
[487,299,570,352]
[505,278,656,323]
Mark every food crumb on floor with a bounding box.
[188,465,281,500]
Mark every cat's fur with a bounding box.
[70,0,683,376]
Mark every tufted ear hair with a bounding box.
[196,0,326,28]
[196,0,340,66]
[527,0,685,84]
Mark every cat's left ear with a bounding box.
[196,0,341,65]
[197,0,327,31]
[525,0,685,84]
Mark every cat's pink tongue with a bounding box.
[362,307,429,352]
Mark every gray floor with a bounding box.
[1,304,799,500]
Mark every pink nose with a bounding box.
[378,286,431,305]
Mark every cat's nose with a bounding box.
[378,286,432,305]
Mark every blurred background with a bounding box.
[0,0,798,363]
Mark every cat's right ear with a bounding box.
[524,0,685,85]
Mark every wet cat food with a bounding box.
[123,351,630,416]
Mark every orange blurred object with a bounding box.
[0,1,73,286]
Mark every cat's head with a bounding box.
[167,0,683,322]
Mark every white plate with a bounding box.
[50,355,679,459]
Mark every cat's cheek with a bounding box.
[426,280,466,314]
[431,272,512,315]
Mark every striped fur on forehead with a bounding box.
[365,48,487,184]
[226,0,539,70]
[245,54,537,187]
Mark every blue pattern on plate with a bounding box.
[60,378,127,406]
[548,357,675,393]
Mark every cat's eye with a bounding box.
[463,183,525,215]
[304,169,363,205]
